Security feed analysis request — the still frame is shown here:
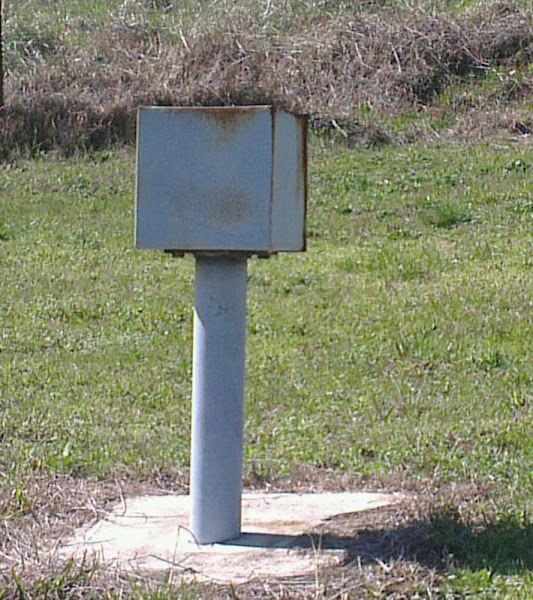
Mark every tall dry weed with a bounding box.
[1,1,531,158]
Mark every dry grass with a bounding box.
[1,469,529,598]
[1,1,532,158]
[0,471,189,598]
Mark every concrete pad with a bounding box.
[62,492,402,584]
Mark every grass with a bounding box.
[0,0,532,597]
[1,139,531,597]
[0,155,193,477]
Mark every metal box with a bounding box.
[135,106,307,254]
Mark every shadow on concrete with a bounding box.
[224,513,531,575]
[222,531,355,551]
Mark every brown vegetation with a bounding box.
[1,2,532,158]
[2,467,528,598]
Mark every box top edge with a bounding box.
[139,105,272,112]
[138,106,309,120]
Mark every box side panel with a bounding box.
[135,111,143,248]
[271,111,307,252]
[136,107,272,251]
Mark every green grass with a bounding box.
[0,154,194,477]
[1,140,531,596]
[2,143,530,485]
[246,143,532,488]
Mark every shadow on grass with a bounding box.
[344,511,532,575]
[226,512,531,576]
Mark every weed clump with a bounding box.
[1,1,532,158]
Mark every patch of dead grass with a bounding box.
[1,468,528,598]
[0,470,189,597]
[1,1,532,158]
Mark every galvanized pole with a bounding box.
[190,254,248,543]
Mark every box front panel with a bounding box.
[136,108,273,251]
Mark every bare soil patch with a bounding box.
[2,468,527,598]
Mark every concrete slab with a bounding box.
[62,492,401,584]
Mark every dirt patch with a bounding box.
[1,468,528,598]
[0,470,188,596]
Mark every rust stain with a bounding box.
[211,190,251,227]
[169,185,251,230]
[249,520,305,535]
[197,105,270,137]
[144,105,271,137]
[296,114,309,251]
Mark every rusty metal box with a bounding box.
[135,106,307,254]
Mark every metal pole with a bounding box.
[190,254,248,543]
